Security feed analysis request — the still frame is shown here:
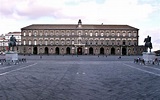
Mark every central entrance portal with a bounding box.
[77,47,82,55]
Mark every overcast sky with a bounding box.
[0,0,159,50]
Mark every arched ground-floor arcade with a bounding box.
[17,45,147,55]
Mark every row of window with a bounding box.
[23,40,137,46]
[23,31,137,37]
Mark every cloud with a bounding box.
[0,0,155,21]
[0,0,62,19]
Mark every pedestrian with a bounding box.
[118,56,121,59]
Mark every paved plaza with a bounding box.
[0,55,160,100]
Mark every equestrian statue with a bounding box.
[144,35,152,53]
[8,35,17,51]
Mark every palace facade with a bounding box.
[19,20,146,55]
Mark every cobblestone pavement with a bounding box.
[0,55,160,100]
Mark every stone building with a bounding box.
[20,19,146,55]
[0,32,21,52]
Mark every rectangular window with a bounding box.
[106,33,109,37]
[134,33,137,37]
[40,33,43,36]
[129,42,130,45]
[50,32,53,36]
[50,41,53,45]
[45,32,47,36]
[129,33,131,37]
[39,41,42,45]
[56,40,58,45]
[67,40,70,44]
[34,32,37,36]
[61,40,64,45]
[117,33,120,37]
[90,33,92,36]
[29,41,31,45]
[23,41,26,45]
[106,40,109,45]
[45,41,47,45]
[29,33,32,36]
[78,40,81,44]
[34,41,37,45]
[72,40,74,44]
[101,33,104,36]
[67,33,70,36]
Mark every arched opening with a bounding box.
[89,47,93,55]
[33,47,38,55]
[66,47,70,54]
[111,47,115,55]
[45,47,49,54]
[55,47,59,55]
[100,47,104,55]
[77,47,82,55]
[122,47,127,55]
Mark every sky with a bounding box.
[0,0,160,50]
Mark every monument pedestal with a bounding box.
[142,52,155,62]
[5,51,18,64]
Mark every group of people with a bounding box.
[134,57,159,65]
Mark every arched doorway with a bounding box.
[100,47,104,55]
[111,47,115,55]
[55,47,59,55]
[89,47,93,55]
[77,47,82,55]
[33,47,38,55]
[66,47,70,54]
[45,47,49,54]
[122,47,127,55]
